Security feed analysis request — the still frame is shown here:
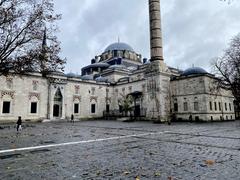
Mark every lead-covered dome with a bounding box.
[182,67,208,76]
[104,42,134,52]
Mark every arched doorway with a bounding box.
[53,88,63,118]
[128,91,144,117]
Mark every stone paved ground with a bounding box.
[0,120,240,180]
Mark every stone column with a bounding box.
[149,0,163,62]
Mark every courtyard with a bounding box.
[0,120,240,180]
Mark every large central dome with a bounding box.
[104,42,134,52]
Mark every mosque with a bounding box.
[0,0,236,122]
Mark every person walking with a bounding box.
[16,116,22,132]
[71,114,74,123]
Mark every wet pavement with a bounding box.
[0,120,240,180]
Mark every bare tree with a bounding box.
[0,0,65,75]
[213,33,240,117]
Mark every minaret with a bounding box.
[41,27,48,74]
[149,0,166,71]
[149,0,163,61]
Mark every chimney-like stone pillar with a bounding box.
[149,0,163,62]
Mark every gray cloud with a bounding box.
[53,0,240,73]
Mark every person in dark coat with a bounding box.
[71,114,74,123]
[16,116,22,132]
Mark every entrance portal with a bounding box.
[134,105,141,117]
[128,91,144,118]
[53,88,63,118]
[53,104,60,117]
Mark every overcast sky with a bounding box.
[53,0,240,74]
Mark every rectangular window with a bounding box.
[214,102,217,111]
[194,102,199,111]
[119,105,123,113]
[219,102,221,111]
[229,103,232,111]
[91,104,96,114]
[174,103,178,112]
[2,101,10,114]
[209,102,212,111]
[30,102,37,114]
[183,102,188,111]
[74,103,79,114]
[106,104,110,113]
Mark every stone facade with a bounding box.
[0,64,236,123]
[0,73,48,121]
[0,0,236,123]
[171,74,235,121]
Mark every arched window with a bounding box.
[54,89,63,102]
[75,85,80,95]
[32,81,38,91]
[113,50,118,57]
[53,88,63,118]
[194,97,199,111]
[183,101,188,111]
[6,79,13,90]
[209,101,212,111]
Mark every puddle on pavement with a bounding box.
[39,140,55,145]
[43,141,55,144]
[73,135,82,138]
[0,126,11,130]
[29,149,51,154]
[0,153,23,159]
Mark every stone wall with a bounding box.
[171,75,235,121]
[0,72,235,123]
[0,74,48,122]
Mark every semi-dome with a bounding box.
[87,62,110,69]
[49,71,65,76]
[104,42,134,52]
[109,64,127,70]
[95,76,108,83]
[81,74,94,81]
[182,67,208,76]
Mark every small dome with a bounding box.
[49,71,65,76]
[95,76,108,83]
[66,73,77,78]
[81,74,94,81]
[109,64,127,70]
[182,67,208,76]
[104,42,134,52]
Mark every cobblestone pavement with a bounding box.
[0,120,240,180]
